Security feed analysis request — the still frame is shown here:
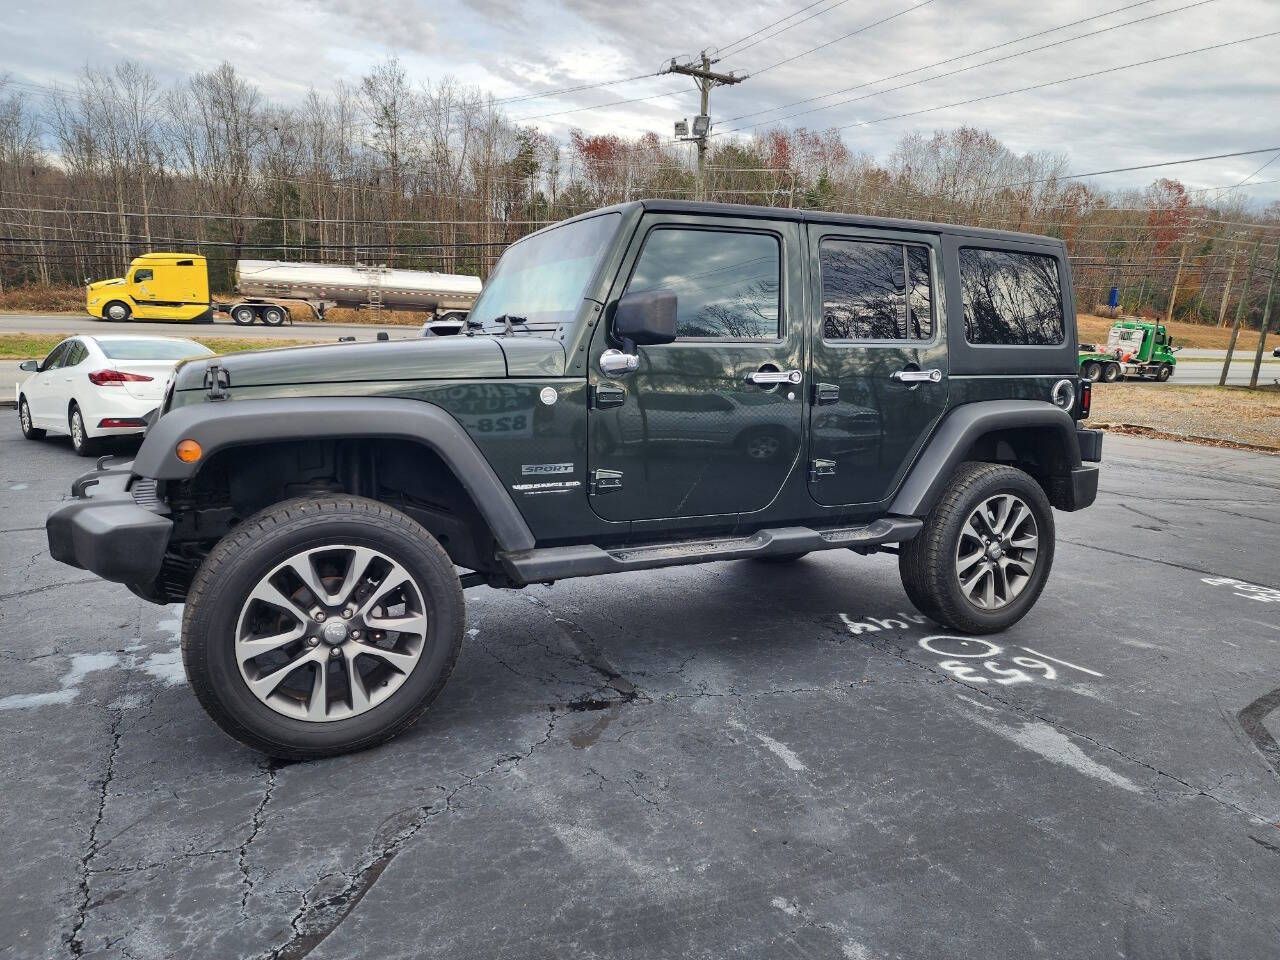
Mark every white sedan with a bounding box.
[18,335,214,456]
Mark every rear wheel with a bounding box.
[1081,361,1102,382]
[18,397,45,440]
[69,403,97,457]
[260,305,287,326]
[103,301,131,322]
[899,462,1054,634]
[182,496,465,759]
[231,304,257,325]
[1101,362,1121,383]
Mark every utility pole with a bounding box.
[1215,246,1239,328]
[1220,240,1260,386]
[664,52,746,201]
[1248,241,1280,389]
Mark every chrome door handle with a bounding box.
[890,368,942,383]
[746,369,802,385]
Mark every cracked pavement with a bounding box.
[2,421,1280,959]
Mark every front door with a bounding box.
[806,225,949,507]
[28,340,70,426]
[587,217,805,523]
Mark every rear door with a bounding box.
[587,214,806,522]
[806,225,949,507]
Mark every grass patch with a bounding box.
[0,284,84,314]
[0,333,320,360]
[1091,383,1280,450]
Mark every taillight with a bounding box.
[1078,378,1091,420]
[88,369,154,386]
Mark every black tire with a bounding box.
[18,396,45,440]
[260,305,287,326]
[750,552,809,564]
[1081,361,1102,382]
[102,300,131,322]
[898,462,1055,635]
[231,305,257,325]
[182,496,465,759]
[1156,363,1173,382]
[68,403,97,457]
[1101,362,1121,383]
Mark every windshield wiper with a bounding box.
[466,313,530,336]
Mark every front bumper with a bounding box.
[46,463,172,588]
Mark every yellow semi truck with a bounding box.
[87,253,481,326]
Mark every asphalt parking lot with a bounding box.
[2,420,1279,960]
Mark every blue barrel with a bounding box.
[1108,286,1119,309]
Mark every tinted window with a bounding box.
[627,228,780,339]
[63,341,88,366]
[819,239,932,341]
[960,248,1064,345]
[133,268,154,282]
[97,339,214,360]
[42,342,69,370]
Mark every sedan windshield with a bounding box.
[467,212,620,333]
[97,339,214,360]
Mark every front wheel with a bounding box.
[19,397,45,440]
[899,463,1054,634]
[103,301,131,322]
[182,496,464,759]
[1157,363,1173,382]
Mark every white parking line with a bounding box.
[1019,646,1104,678]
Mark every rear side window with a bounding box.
[819,238,933,341]
[960,248,1064,345]
[626,228,781,340]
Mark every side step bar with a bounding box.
[497,517,922,586]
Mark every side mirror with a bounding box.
[614,290,677,352]
[19,360,39,372]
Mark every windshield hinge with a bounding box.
[204,361,230,401]
[590,383,627,409]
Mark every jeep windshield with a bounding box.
[467,212,620,335]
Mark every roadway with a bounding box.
[3,425,1280,959]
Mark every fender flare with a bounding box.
[889,400,1080,518]
[133,396,536,552]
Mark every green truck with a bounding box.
[1078,319,1178,382]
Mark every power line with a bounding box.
[978,147,1280,192]
[491,71,661,105]
[713,0,854,61]
[719,0,1164,126]
[718,0,1218,134]
[752,0,941,76]
[821,29,1280,136]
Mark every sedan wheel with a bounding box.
[69,405,96,457]
[19,398,46,440]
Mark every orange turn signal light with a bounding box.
[176,439,203,463]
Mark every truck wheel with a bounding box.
[182,496,465,759]
[1081,361,1102,382]
[103,301,131,322]
[1101,363,1121,383]
[898,462,1054,635]
[19,397,45,440]
[260,305,287,326]
[1157,363,1173,382]
[231,305,257,325]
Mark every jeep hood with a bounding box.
[172,335,566,393]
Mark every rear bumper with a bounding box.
[46,465,172,588]
[1076,427,1103,462]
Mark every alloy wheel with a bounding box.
[19,401,31,434]
[235,545,430,722]
[70,410,85,449]
[954,493,1039,610]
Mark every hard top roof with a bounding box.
[523,199,1064,248]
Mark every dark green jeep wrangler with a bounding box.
[47,200,1100,758]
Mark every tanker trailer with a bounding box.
[222,260,482,327]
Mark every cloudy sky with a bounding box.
[4,0,1279,203]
